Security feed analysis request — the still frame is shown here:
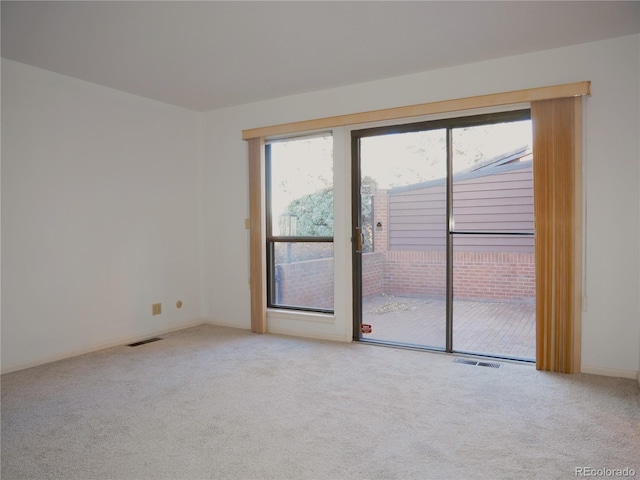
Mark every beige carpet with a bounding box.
[2,324,639,480]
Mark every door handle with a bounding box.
[355,227,363,253]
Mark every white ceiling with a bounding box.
[2,1,639,112]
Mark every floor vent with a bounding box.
[477,361,502,369]
[127,337,162,347]
[453,358,479,366]
[453,358,502,369]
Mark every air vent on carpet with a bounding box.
[477,361,502,368]
[453,358,502,368]
[127,337,162,347]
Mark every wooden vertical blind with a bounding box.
[532,97,582,373]
[248,137,267,333]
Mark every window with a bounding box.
[265,134,334,313]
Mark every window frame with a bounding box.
[264,135,335,314]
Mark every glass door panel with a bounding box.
[451,120,535,360]
[357,129,447,349]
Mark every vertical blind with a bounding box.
[532,97,582,373]
[248,137,267,333]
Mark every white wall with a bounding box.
[1,60,203,372]
[200,34,640,376]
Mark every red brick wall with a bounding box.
[452,251,535,302]
[362,252,384,297]
[277,249,534,308]
[367,250,535,302]
[383,250,447,299]
[372,190,388,253]
[276,258,334,310]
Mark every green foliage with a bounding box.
[286,186,333,236]
[283,176,378,252]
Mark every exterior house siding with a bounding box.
[388,163,534,252]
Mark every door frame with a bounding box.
[350,109,533,357]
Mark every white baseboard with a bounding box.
[1,320,207,375]
[581,364,639,380]
[204,318,251,330]
[266,326,351,343]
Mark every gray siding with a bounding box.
[388,164,534,252]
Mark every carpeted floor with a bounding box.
[2,324,639,480]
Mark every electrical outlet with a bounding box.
[152,303,162,315]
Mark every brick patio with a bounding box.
[361,294,536,360]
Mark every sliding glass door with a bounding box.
[354,127,448,349]
[352,110,535,361]
[450,120,535,359]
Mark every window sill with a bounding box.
[266,308,335,324]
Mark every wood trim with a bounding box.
[248,138,267,333]
[242,81,590,140]
[532,97,582,373]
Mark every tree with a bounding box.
[285,186,333,236]
[283,176,377,252]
